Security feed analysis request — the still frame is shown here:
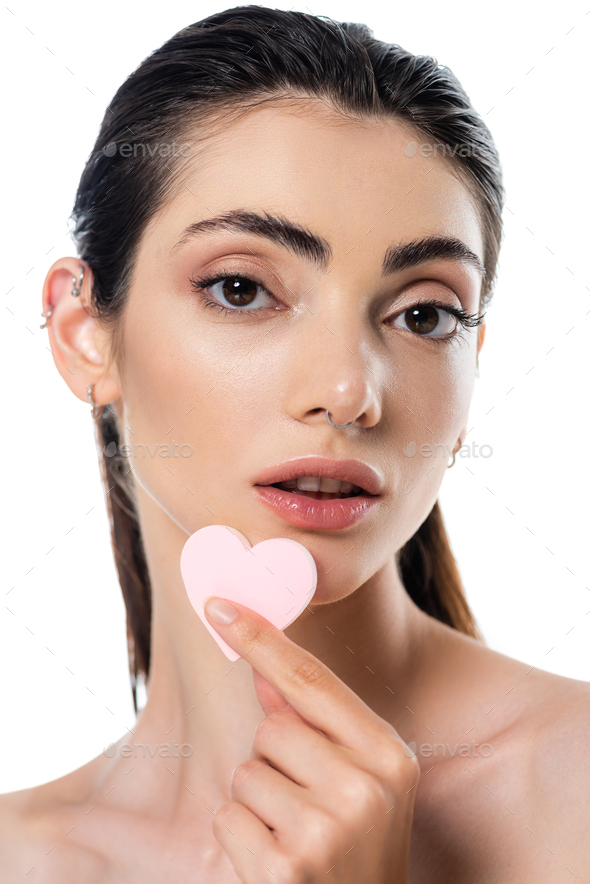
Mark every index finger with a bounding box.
[202,595,395,751]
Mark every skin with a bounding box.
[2,100,589,882]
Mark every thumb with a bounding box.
[251,668,305,720]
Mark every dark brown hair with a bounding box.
[70,5,503,711]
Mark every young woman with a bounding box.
[2,6,588,882]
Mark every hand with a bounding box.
[203,596,420,883]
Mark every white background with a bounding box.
[1,0,589,794]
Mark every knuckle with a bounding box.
[231,607,277,648]
[390,743,422,790]
[372,728,422,791]
[253,710,285,743]
[212,801,236,832]
[302,806,341,848]
[253,714,272,742]
[404,751,422,785]
[237,617,269,647]
[271,850,311,884]
[271,811,340,882]
[338,770,387,813]
[286,656,329,691]
[292,808,341,872]
[380,720,400,741]
[230,758,263,790]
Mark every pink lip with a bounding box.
[253,484,380,530]
[252,455,384,530]
[252,456,385,497]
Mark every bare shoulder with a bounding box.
[417,623,590,879]
[473,640,590,867]
[507,668,590,873]
[0,762,110,883]
[522,670,590,805]
[460,628,590,771]
[481,646,590,768]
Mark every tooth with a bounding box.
[319,477,342,493]
[297,476,321,492]
[278,476,360,494]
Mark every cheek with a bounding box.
[115,298,271,528]
[407,346,474,443]
[388,339,476,538]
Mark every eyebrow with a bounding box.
[171,209,486,280]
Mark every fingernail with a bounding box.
[204,596,238,625]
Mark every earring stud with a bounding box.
[40,263,86,329]
[71,264,85,297]
[39,304,53,329]
[87,385,104,419]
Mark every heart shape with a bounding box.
[180,525,318,661]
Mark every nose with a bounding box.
[284,311,382,430]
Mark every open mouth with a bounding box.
[252,460,382,529]
[269,478,367,500]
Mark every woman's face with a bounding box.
[114,100,485,602]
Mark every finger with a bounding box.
[251,668,305,721]
[212,800,283,884]
[250,710,352,793]
[230,758,308,839]
[203,595,396,752]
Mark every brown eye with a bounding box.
[190,272,278,315]
[219,276,259,307]
[393,304,457,338]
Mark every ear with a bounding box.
[42,257,121,409]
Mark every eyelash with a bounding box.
[189,271,485,341]
[190,271,278,317]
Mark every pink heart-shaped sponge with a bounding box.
[180,525,318,661]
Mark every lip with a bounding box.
[253,484,380,530]
[253,456,385,496]
[252,456,384,530]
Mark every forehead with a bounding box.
[146,100,484,263]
